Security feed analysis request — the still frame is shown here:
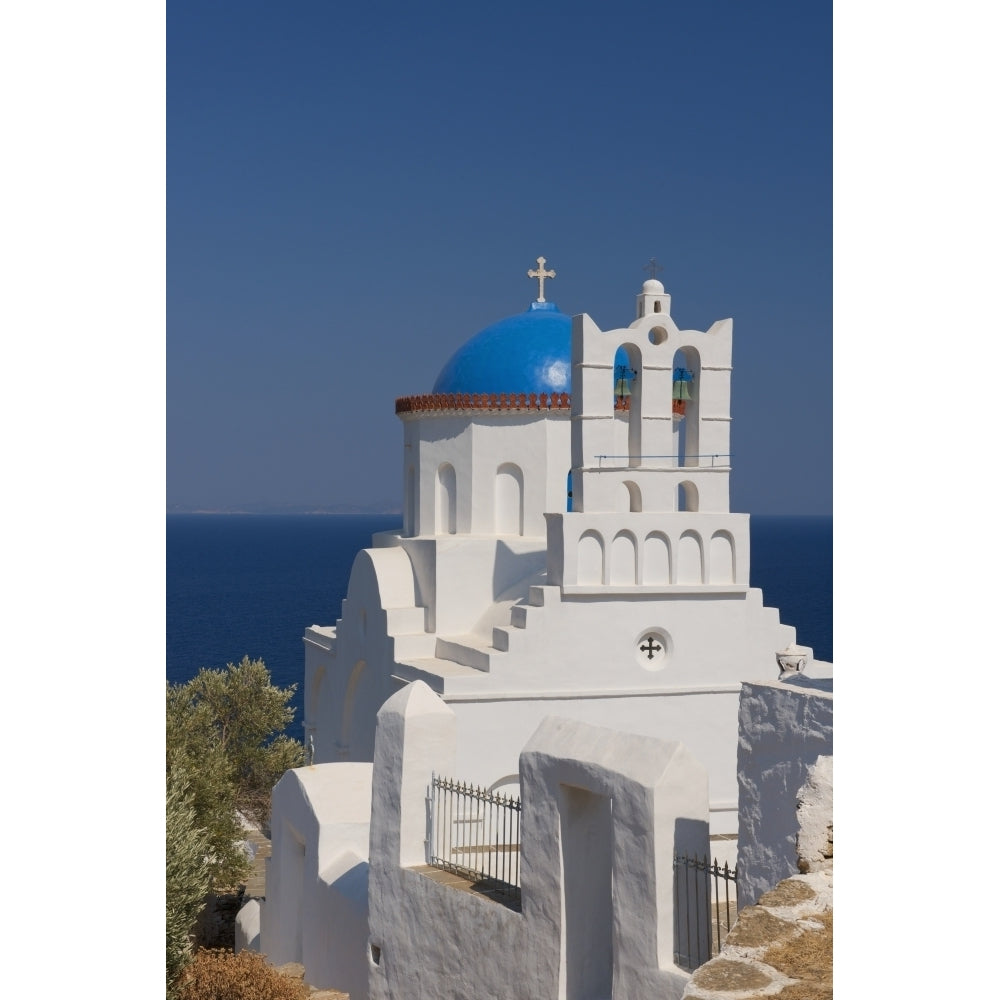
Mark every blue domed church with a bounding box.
[259,259,831,994]
[299,258,817,834]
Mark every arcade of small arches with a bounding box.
[573,525,737,588]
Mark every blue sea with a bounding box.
[166,514,832,738]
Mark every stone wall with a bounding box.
[736,677,833,908]
[682,675,834,999]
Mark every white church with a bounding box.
[301,260,824,835]
[248,261,833,998]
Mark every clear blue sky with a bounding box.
[168,1,831,514]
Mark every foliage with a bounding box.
[166,767,212,1000]
[175,950,309,1000]
[166,656,304,890]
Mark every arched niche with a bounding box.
[578,530,604,586]
[610,530,638,585]
[672,346,701,467]
[436,463,457,534]
[677,529,703,585]
[495,462,524,536]
[642,531,670,585]
[623,480,642,513]
[404,464,416,535]
[305,664,326,727]
[678,480,699,512]
[709,530,736,584]
[340,659,367,754]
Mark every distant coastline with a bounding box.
[166,505,827,518]
[167,503,403,516]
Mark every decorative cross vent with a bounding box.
[639,635,663,660]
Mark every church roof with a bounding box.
[432,301,572,396]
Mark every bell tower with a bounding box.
[547,278,745,589]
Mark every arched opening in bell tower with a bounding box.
[672,347,700,467]
[613,344,642,467]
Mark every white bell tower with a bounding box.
[547,278,744,588]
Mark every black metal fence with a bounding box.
[673,853,738,971]
[427,773,522,902]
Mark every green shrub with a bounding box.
[166,768,211,998]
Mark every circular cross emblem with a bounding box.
[635,629,669,671]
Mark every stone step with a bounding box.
[527,584,558,607]
[435,636,492,672]
[393,656,485,691]
[384,606,427,633]
[391,631,437,659]
[509,604,534,628]
[492,626,516,652]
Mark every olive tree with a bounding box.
[166,656,304,890]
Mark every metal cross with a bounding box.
[639,635,662,660]
[528,256,556,302]
[643,257,664,280]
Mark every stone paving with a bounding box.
[681,872,833,1000]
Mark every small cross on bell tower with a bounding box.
[636,257,671,319]
[527,256,556,303]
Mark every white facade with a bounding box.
[254,671,834,996]
[367,682,707,1000]
[303,277,826,836]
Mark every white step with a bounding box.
[393,657,486,690]
[392,632,438,659]
[384,606,427,633]
[435,636,493,672]
[510,604,533,628]
[528,585,558,607]
[492,626,516,652]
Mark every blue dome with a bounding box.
[432,301,572,395]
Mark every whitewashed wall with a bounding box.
[260,762,373,998]
[367,681,708,999]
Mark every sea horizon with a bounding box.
[167,513,832,739]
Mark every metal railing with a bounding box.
[427,773,522,902]
[595,454,731,467]
[673,853,738,971]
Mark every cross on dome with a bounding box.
[527,256,556,302]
